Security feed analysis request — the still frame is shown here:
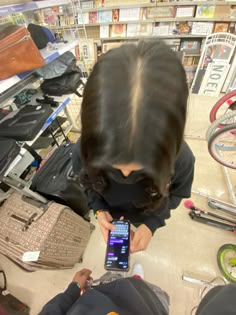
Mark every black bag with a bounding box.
[41,69,85,97]
[31,143,89,217]
[37,51,78,79]
[27,23,49,49]
[0,104,53,141]
[0,138,20,177]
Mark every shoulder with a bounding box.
[175,141,195,170]
[172,141,195,183]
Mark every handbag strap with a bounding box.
[0,270,7,291]
[22,143,42,168]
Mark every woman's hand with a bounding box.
[130,224,152,253]
[97,211,115,243]
[72,269,92,289]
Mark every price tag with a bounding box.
[22,251,40,262]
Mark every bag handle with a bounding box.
[9,195,49,231]
[0,270,7,291]
[22,143,42,168]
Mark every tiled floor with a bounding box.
[1,94,236,315]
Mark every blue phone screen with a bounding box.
[105,220,130,271]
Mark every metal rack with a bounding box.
[0,0,90,201]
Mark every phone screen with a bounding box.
[105,220,130,272]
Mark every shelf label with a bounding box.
[0,3,37,16]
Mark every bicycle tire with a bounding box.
[208,123,236,169]
[217,244,236,283]
[210,90,236,123]
[206,111,236,141]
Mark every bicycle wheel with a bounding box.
[208,123,236,169]
[210,90,236,123]
[206,111,236,141]
[217,244,236,283]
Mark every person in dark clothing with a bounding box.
[38,267,170,315]
[73,40,195,253]
[39,268,236,315]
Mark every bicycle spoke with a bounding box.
[209,125,236,169]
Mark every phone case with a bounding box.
[104,220,130,272]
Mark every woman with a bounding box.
[73,40,195,253]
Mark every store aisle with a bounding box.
[1,94,236,315]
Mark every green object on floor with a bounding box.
[217,244,236,283]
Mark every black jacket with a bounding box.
[73,141,195,234]
[39,278,168,315]
[39,281,236,315]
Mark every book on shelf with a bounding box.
[153,23,170,36]
[127,23,139,37]
[126,23,153,37]
[79,39,97,64]
[110,24,126,37]
[229,22,236,34]
[89,12,98,24]
[119,8,141,21]
[164,39,181,51]
[95,0,150,6]
[112,9,119,22]
[153,21,175,35]
[139,23,153,35]
[183,56,200,67]
[100,25,110,38]
[230,5,236,18]
[175,21,192,34]
[140,8,147,20]
[147,6,176,19]
[175,6,195,18]
[77,12,89,25]
[98,10,112,23]
[214,6,230,18]
[102,42,124,54]
[81,0,94,9]
[213,22,229,33]
[185,68,197,87]
[191,22,214,35]
[180,39,201,53]
[42,7,58,26]
[195,5,215,19]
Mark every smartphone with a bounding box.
[104,220,130,272]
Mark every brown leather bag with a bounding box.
[0,25,45,80]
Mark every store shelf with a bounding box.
[81,1,236,12]
[26,95,72,147]
[0,0,69,16]
[0,40,78,95]
[4,95,72,177]
[52,17,236,29]
[184,52,201,56]
[82,2,156,12]
[101,34,207,40]
[156,1,236,6]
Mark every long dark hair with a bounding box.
[79,40,188,212]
